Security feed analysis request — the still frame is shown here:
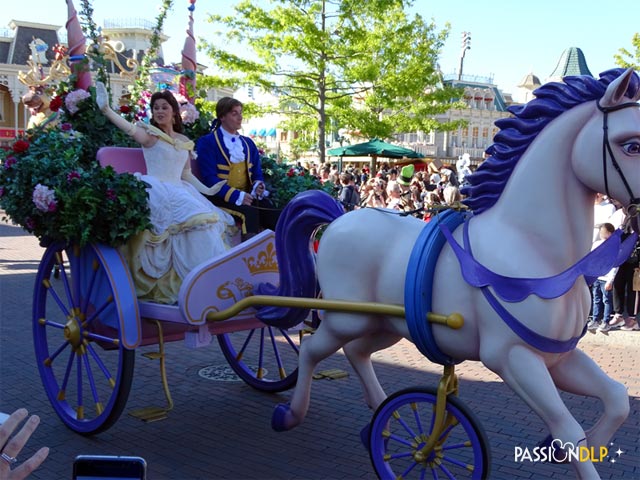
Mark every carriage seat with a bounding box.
[96,146,243,243]
[96,146,202,177]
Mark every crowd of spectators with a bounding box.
[299,158,473,220]
[588,194,640,333]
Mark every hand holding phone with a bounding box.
[0,409,49,479]
[73,455,147,480]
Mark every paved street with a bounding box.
[1,219,639,479]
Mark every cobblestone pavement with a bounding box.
[1,220,639,479]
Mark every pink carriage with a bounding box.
[33,147,302,435]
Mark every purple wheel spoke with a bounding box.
[82,352,101,407]
[236,329,257,360]
[40,320,66,330]
[46,284,71,317]
[56,252,76,314]
[439,422,456,442]
[267,327,286,379]
[442,442,470,451]
[76,354,84,415]
[84,297,115,326]
[437,463,457,480]
[279,328,300,353]
[81,259,100,314]
[388,451,415,460]
[60,349,76,394]
[46,341,71,365]
[396,414,419,439]
[441,454,471,470]
[85,332,120,346]
[258,328,266,377]
[86,343,116,381]
[413,404,425,436]
[387,432,415,448]
[400,460,420,479]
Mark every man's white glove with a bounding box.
[95,81,109,112]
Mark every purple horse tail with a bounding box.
[256,190,344,328]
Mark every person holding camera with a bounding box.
[0,409,49,479]
[196,97,278,240]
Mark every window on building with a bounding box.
[472,127,479,148]
[280,131,288,142]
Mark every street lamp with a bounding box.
[457,31,471,81]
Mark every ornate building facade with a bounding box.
[0,18,232,146]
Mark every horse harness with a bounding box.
[597,99,640,230]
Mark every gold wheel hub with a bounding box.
[64,315,82,350]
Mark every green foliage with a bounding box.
[261,156,336,208]
[0,88,149,247]
[615,33,640,70]
[201,0,461,161]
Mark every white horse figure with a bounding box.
[257,68,640,479]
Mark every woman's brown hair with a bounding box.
[150,90,184,134]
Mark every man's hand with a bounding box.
[242,193,254,205]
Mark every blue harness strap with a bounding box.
[405,210,465,366]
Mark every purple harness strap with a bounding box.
[440,222,637,353]
[440,223,636,302]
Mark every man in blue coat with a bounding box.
[196,97,277,239]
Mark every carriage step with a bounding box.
[312,369,349,380]
[128,406,169,423]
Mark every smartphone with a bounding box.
[73,455,147,480]
[0,412,10,425]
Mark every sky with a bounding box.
[1,0,637,94]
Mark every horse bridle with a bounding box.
[596,99,640,229]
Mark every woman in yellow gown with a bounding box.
[96,82,235,304]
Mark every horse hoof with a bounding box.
[272,403,292,432]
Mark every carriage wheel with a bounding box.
[217,323,302,392]
[368,387,490,480]
[33,244,135,435]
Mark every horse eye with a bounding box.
[622,142,640,154]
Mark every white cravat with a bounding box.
[220,127,245,164]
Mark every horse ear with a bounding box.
[600,68,638,107]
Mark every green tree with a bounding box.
[200,0,463,163]
[614,33,640,70]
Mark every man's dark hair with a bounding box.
[216,97,243,119]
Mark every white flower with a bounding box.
[64,89,91,114]
[32,183,57,212]
[180,103,200,125]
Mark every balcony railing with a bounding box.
[103,18,156,31]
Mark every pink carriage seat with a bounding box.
[96,146,242,244]
[96,146,203,178]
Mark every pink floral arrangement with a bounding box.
[179,102,200,124]
[32,183,57,212]
[64,89,91,114]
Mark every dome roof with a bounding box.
[517,72,541,89]
[547,47,593,81]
